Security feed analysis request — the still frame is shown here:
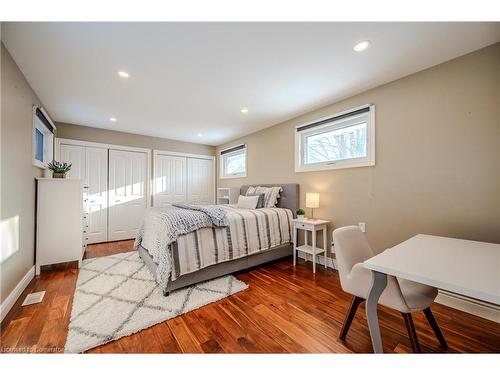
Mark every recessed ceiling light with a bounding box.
[353,40,371,52]
[197,133,203,137]
[118,71,129,78]
[110,117,117,122]
[241,107,249,114]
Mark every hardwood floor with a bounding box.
[1,240,499,354]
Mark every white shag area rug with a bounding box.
[65,251,248,353]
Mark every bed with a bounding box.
[136,184,299,295]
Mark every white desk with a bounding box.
[363,234,500,353]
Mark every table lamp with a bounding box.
[305,192,320,219]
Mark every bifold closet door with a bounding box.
[85,147,108,244]
[59,144,86,180]
[108,149,148,241]
[187,158,214,204]
[60,144,109,244]
[154,154,187,206]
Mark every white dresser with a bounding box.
[36,178,83,274]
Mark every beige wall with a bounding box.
[1,42,46,303]
[217,43,500,255]
[56,122,215,156]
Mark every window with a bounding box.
[32,106,55,168]
[220,144,247,179]
[35,128,44,161]
[295,105,375,172]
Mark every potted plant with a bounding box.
[296,208,305,219]
[47,160,72,178]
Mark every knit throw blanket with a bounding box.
[134,204,227,289]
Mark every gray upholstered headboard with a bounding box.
[240,184,299,216]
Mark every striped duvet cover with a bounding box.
[170,206,293,280]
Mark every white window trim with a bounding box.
[32,106,56,169]
[295,104,375,173]
[219,144,247,179]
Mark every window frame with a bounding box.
[32,106,56,169]
[219,144,247,179]
[295,104,375,172]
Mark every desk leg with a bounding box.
[366,271,388,353]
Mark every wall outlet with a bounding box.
[358,222,366,233]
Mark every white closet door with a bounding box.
[187,158,214,204]
[108,149,148,241]
[154,154,187,206]
[59,144,86,180]
[85,147,108,244]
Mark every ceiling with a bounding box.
[2,22,499,146]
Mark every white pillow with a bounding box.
[236,195,259,209]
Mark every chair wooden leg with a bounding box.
[339,296,364,340]
[402,313,421,353]
[423,307,448,349]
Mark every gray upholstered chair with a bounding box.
[332,226,447,353]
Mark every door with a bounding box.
[108,149,148,241]
[85,147,108,244]
[187,158,214,204]
[154,154,186,206]
[59,144,85,180]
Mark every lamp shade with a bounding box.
[305,192,320,209]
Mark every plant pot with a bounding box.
[297,215,305,219]
[52,172,66,179]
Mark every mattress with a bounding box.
[137,204,294,288]
[170,206,293,280]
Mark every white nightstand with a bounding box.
[292,218,330,273]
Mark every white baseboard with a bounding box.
[0,266,35,322]
[298,252,337,270]
[435,290,500,323]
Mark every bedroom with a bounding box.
[1,1,499,372]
